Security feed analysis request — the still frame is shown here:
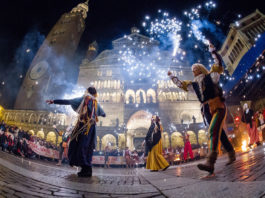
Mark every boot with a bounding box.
[78,166,92,177]
[226,150,236,166]
[56,160,62,166]
[197,151,217,174]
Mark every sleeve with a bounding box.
[53,98,80,105]
[97,103,106,117]
[53,99,72,105]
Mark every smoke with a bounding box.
[29,44,82,111]
[191,19,225,44]
[0,27,83,111]
[0,29,45,108]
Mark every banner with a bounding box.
[92,156,105,164]
[92,156,126,165]
[108,156,126,165]
[27,141,59,159]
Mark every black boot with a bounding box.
[78,166,92,177]
[197,152,217,174]
[226,150,236,166]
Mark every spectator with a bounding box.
[1,130,8,151]
[7,135,14,153]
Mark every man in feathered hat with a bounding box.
[46,87,106,177]
[168,43,235,176]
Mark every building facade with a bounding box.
[219,9,265,75]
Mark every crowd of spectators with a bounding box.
[0,121,59,160]
[0,120,205,167]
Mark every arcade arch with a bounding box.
[147,89,156,103]
[46,132,56,144]
[101,134,116,150]
[171,132,184,148]
[187,131,197,145]
[28,130,34,136]
[125,89,135,104]
[135,89,146,104]
[198,129,207,145]
[36,131,45,139]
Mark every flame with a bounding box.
[174,154,181,161]
[241,140,248,152]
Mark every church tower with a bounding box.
[14,1,89,110]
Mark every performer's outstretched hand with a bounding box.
[46,100,54,104]
[167,71,172,76]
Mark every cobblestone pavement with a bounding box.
[0,145,265,198]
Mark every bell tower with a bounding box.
[15,1,89,110]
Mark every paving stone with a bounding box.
[1,186,16,195]
[53,192,82,197]
[14,192,38,198]
[82,192,111,198]
[110,192,163,198]
[1,146,265,197]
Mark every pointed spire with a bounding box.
[71,0,89,19]
[84,0,89,5]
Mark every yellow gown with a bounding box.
[146,133,169,171]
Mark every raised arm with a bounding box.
[48,99,73,105]
[209,43,224,84]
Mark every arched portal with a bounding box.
[126,110,152,150]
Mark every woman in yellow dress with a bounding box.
[146,115,169,172]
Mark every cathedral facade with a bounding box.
[78,27,206,150]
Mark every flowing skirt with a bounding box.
[68,123,96,167]
[146,139,169,171]
[247,122,259,145]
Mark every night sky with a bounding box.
[0,0,264,108]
